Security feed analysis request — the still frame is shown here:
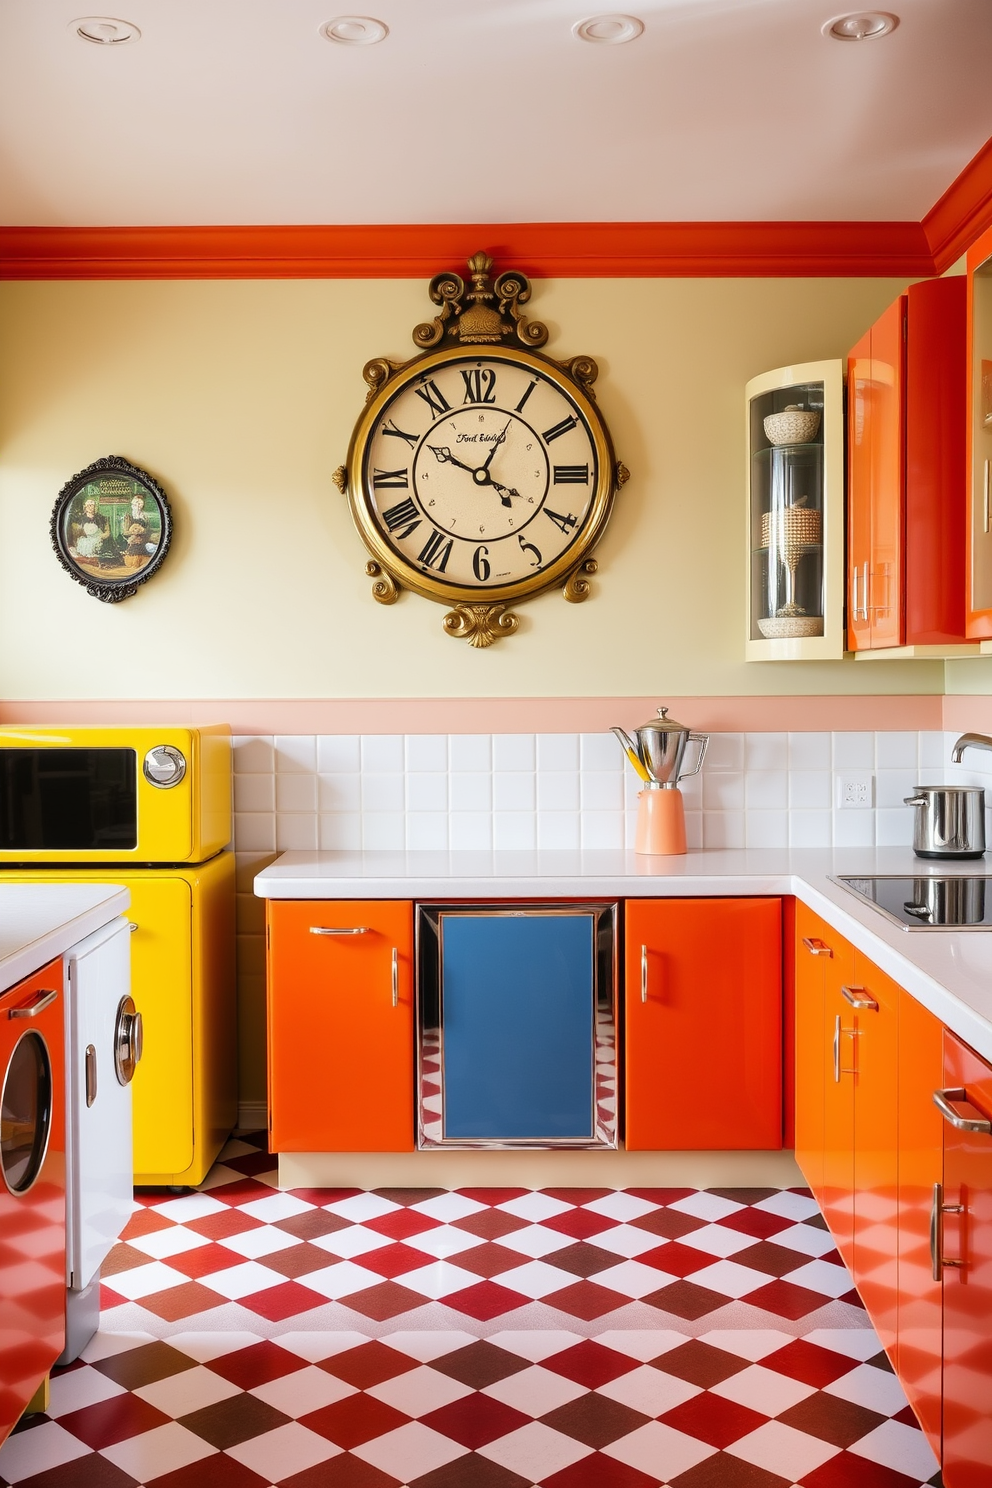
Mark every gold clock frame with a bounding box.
[334,253,629,647]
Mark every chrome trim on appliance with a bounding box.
[933,1086,992,1134]
[0,1029,53,1195]
[114,998,142,1086]
[142,745,187,789]
[84,1044,97,1108]
[9,989,58,1019]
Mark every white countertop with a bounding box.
[0,883,130,996]
[255,847,992,1065]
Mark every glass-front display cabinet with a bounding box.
[968,230,992,639]
[745,359,844,660]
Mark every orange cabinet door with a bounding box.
[267,900,414,1152]
[625,898,782,1150]
[850,951,900,1358]
[820,932,857,1274]
[795,904,834,1203]
[896,988,943,1458]
[868,297,906,649]
[847,329,873,651]
[939,1032,992,1488]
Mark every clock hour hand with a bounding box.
[491,479,522,508]
[427,444,477,476]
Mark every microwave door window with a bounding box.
[0,749,137,851]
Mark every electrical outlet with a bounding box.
[836,773,874,809]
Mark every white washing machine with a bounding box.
[61,916,141,1362]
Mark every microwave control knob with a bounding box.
[143,745,187,789]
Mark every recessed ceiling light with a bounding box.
[573,14,644,44]
[823,11,898,40]
[321,15,388,45]
[71,16,140,44]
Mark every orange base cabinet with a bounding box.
[267,900,414,1151]
[795,904,854,1209]
[938,1033,992,1488]
[896,989,944,1459]
[625,898,782,1150]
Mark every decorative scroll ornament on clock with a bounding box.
[332,252,629,646]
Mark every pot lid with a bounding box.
[636,706,691,734]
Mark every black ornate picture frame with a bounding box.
[51,455,173,603]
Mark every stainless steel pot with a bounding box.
[903,876,988,926]
[904,786,986,860]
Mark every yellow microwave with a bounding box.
[0,725,230,864]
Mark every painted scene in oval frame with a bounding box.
[51,455,173,603]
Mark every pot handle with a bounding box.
[904,796,927,808]
[680,733,709,779]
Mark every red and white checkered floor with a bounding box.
[0,1135,942,1488]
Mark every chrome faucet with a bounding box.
[951,733,992,763]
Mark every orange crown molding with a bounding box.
[923,133,992,273]
[0,220,936,281]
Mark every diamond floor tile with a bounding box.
[0,1142,942,1488]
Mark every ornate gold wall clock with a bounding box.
[333,253,629,647]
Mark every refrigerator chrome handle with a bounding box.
[391,948,399,1008]
[930,1182,964,1281]
[84,1044,98,1108]
[9,989,58,1019]
[933,1087,992,1134]
[641,944,648,1003]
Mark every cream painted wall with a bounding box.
[0,273,943,700]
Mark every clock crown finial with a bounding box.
[413,251,549,352]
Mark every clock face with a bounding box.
[357,353,603,593]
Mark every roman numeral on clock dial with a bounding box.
[545,508,578,535]
[461,368,497,404]
[542,414,578,444]
[372,468,409,489]
[415,380,451,419]
[418,529,454,572]
[553,464,589,485]
[380,420,418,448]
[381,497,422,539]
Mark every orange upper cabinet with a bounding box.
[267,899,414,1152]
[967,224,992,636]
[848,278,968,653]
[625,898,782,1150]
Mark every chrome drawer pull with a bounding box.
[841,984,878,1011]
[85,1045,98,1108]
[391,947,399,1008]
[641,944,648,1003]
[933,1087,992,1134]
[310,926,369,936]
[802,937,832,956]
[833,1015,857,1081]
[9,989,58,1019]
[930,1182,964,1281]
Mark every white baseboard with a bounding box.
[278,1148,804,1191]
[236,1101,268,1133]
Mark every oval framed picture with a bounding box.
[51,455,173,603]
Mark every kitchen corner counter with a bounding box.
[255,847,992,1065]
[0,883,130,995]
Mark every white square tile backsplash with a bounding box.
[232,728,971,859]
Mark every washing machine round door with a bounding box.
[114,997,143,1086]
[1,1031,53,1194]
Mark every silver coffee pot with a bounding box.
[612,707,709,790]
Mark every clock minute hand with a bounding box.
[481,421,511,473]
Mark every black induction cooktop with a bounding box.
[833,875,992,930]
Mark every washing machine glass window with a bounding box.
[1,1030,53,1194]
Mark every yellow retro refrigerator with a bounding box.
[0,726,236,1186]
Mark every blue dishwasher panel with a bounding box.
[440,912,595,1141]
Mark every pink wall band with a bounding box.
[0,696,946,733]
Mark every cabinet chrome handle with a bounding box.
[128,922,138,933]
[833,1014,857,1081]
[841,984,878,1011]
[802,937,832,956]
[851,565,859,622]
[85,1044,98,1108]
[9,989,58,1019]
[310,926,369,936]
[391,947,398,1008]
[933,1087,992,1133]
[984,459,990,534]
[641,944,648,1003]
[930,1181,965,1281]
